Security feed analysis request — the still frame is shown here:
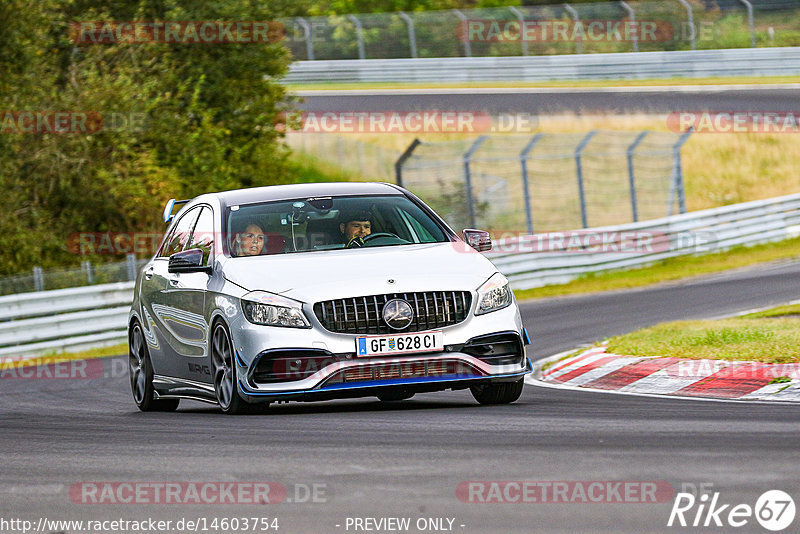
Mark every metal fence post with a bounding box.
[669,128,693,215]
[509,7,529,56]
[347,14,366,59]
[295,17,314,60]
[738,0,756,48]
[626,131,649,222]
[81,260,94,284]
[520,134,544,234]
[126,253,138,281]
[620,1,638,52]
[563,4,583,54]
[574,131,596,228]
[399,12,418,58]
[453,10,472,57]
[677,0,696,50]
[394,138,422,187]
[463,135,488,229]
[33,266,44,291]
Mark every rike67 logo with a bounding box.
[668,489,795,531]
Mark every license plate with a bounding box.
[356,331,443,357]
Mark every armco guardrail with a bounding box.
[0,282,133,360]
[3,192,800,358]
[284,47,800,83]
[487,192,800,290]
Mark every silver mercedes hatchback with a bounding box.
[128,182,531,414]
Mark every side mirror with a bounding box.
[463,229,492,252]
[168,248,212,274]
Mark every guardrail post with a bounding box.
[574,131,596,228]
[453,10,472,57]
[669,128,693,215]
[81,260,94,284]
[738,0,756,48]
[626,131,649,222]
[463,135,488,229]
[620,1,638,52]
[347,14,366,59]
[33,266,44,291]
[677,0,696,50]
[509,7,529,56]
[394,138,422,187]
[563,4,583,54]
[294,17,314,61]
[126,253,138,281]
[399,12,418,58]
[520,134,544,234]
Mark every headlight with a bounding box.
[475,273,511,315]
[241,291,311,328]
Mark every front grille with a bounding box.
[313,291,472,334]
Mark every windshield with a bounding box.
[227,195,448,257]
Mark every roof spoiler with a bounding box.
[162,198,190,224]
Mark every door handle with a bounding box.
[144,267,154,280]
[169,277,179,286]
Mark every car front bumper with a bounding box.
[227,301,531,402]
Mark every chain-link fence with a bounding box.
[0,255,147,296]
[281,0,800,61]
[396,130,692,233]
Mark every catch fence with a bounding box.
[280,1,800,61]
[396,130,692,233]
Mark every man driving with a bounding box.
[339,209,372,247]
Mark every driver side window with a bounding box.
[187,207,215,265]
[159,207,201,258]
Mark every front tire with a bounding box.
[129,322,179,412]
[470,379,524,405]
[211,322,266,415]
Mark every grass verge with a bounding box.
[741,303,800,319]
[512,236,800,301]
[606,314,800,364]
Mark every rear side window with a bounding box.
[159,207,201,258]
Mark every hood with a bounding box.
[222,242,497,303]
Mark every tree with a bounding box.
[0,0,293,274]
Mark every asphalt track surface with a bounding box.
[3,260,800,533]
[296,86,800,115]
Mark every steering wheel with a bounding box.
[362,232,402,243]
[346,232,407,248]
